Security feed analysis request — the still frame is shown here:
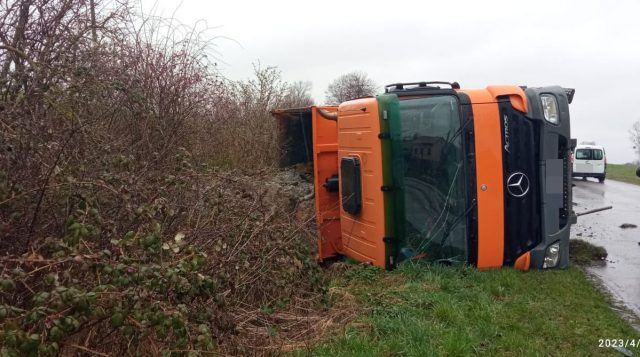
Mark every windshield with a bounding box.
[397,96,468,263]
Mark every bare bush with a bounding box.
[324,71,377,105]
[210,64,313,169]
[0,1,328,355]
[0,0,229,253]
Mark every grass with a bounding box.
[607,163,640,186]
[298,261,640,356]
[570,239,608,266]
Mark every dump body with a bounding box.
[272,83,574,270]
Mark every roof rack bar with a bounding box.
[384,81,460,93]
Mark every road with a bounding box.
[572,178,640,317]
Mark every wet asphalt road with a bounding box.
[572,178,640,317]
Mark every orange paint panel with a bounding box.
[340,233,377,262]
[341,214,378,243]
[337,98,387,267]
[461,91,505,269]
[514,252,531,271]
[311,106,342,261]
[486,85,528,113]
[338,115,373,130]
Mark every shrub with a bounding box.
[0,1,323,354]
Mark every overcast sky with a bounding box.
[141,0,640,163]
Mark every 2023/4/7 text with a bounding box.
[599,339,640,348]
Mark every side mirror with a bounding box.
[636,166,640,178]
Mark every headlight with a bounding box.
[541,94,559,124]
[543,242,560,268]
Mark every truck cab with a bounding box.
[272,82,575,270]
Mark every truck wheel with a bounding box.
[598,176,605,183]
[582,176,587,180]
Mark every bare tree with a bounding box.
[630,120,640,163]
[324,71,377,105]
[281,80,314,108]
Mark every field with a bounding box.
[607,164,640,186]
[304,262,640,356]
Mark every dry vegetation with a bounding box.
[0,0,334,355]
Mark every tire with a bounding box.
[582,176,587,180]
[598,176,605,183]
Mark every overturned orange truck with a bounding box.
[272,82,576,270]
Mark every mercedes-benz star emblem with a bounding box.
[506,172,530,198]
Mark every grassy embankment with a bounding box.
[299,242,639,356]
[607,163,640,186]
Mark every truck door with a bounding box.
[574,148,593,174]
[337,98,388,267]
[592,149,605,174]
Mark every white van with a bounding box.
[572,142,606,182]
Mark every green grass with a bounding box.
[607,163,640,186]
[570,239,608,266]
[301,263,640,356]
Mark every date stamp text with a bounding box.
[599,339,640,348]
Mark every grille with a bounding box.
[498,99,542,266]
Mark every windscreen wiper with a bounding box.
[439,198,477,249]
[444,117,473,147]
